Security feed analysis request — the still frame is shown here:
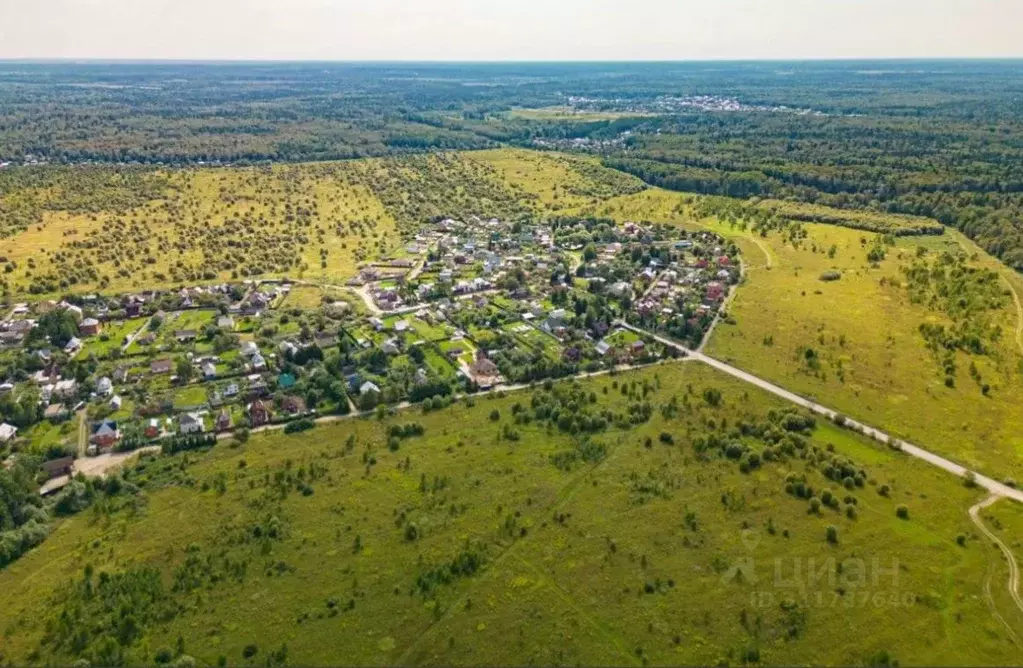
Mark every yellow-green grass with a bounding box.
[583,188,1023,482]
[170,383,209,409]
[467,148,646,212]
[0,363,1019,665]
[982,499,1023,634]
[705,221,1023,482]
[3,164,398,299]
[282,285,325,310]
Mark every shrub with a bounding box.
[819,270,842,282]
[896,505,909,520]
[54,480,93,516]
[702,388,722,407]
[489,409,500,422]
[658,432,673,445]
[826,525,839,543]
[808,498,821,514]
[283,418,315,434]
[243,644,258,659]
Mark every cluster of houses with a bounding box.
[2,216,738,474]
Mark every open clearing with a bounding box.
[1,363,1020,665]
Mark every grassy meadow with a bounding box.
[0,362,1019,665]
[467,149,647,212]
[1,164,399,297]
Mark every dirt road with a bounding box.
[970,495,1023,616]
[617,320,1023,503]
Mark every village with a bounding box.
[0,215,739,491]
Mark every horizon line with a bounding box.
[2,56,1023,65]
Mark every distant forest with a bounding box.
[3,59,1023,269]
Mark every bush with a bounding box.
[489,409,500,421]
[896,505,909,520]
[819,270,842,282]
[826,525,839,543]
[658,432,673,445]
[808,498,821,514]
[54,480,93,516]
[702,388,722,407]
[283,418,315,434]
[243,644,258,659]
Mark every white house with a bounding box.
[96,377,113,396]
[0,422,17,442]
[179,413,205,435]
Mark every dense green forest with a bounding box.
[3,60,1023,267]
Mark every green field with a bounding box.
[1,362,1020,665]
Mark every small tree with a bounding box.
[175,358,193,383]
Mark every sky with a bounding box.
[2,0,1022,61]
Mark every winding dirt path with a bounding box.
[746,235,773,269]
[969,495,1023,618]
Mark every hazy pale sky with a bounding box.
[2,0,1021,61]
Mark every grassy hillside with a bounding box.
[1,165,399,297]
[0,362,1018,665]
[1,149,646,300]
[467,148,647,212]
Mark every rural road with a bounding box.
[616,320,1023,504]
[970,495,1023,617]
[226,357,688,441]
